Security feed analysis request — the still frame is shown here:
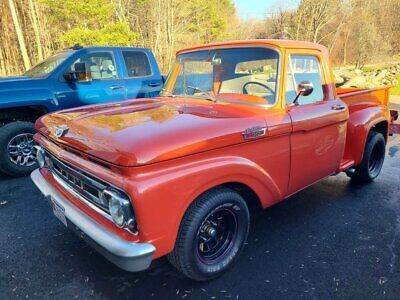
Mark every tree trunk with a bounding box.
[28,0,43,61]
[8,0,31,70]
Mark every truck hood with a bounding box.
[36,97,268,166]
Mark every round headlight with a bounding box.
[36,147,46,168]
[109,196,125,227]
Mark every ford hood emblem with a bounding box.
[53,125,69,138]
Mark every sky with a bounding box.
[234,0,300,20]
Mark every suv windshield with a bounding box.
[24,51,71,78]
[161,47,280,105]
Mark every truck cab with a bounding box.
[0,45,163,176]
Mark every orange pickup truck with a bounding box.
[31,40,398,281]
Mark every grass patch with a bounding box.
[391,75,400,95]
[361,66,384,72]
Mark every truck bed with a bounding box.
[338,86,399,136]
[337,87,390,109]
[336,86,396,170]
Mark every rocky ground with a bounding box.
[335,64,400,89]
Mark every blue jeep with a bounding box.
[0,45,163,176]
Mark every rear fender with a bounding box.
[344,106,389,165]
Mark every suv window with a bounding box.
[69,52,117,80]
[122,51,151,77]
[285,55,324,105]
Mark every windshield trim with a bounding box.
[161,45,282,107]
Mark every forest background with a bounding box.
[1,0,399,90]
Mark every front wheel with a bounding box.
[350,131,386,184]
[0,121,37,177]
[168,187,250,281]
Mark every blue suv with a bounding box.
[0,45,163,176]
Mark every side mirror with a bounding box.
[292,81,314,105]
[63,62,92,82]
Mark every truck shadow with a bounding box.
[57,173,386,299]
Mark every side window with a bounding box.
[285,55,324,105]
[69,52,117,80]
[122,51,151,77]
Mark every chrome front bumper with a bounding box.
[31,169,155,272]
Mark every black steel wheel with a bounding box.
[168,187,249,281]
[196,206,238,265]
[351,131,386,183]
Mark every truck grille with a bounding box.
[45,151,110,213]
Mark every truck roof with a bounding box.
[67,46,151,52]
[177,39,328,54]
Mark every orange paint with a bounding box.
[34,40,391,260]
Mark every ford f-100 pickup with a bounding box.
[31,40,398,281]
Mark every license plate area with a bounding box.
[48,197,67,227]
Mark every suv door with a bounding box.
[286,52,349,195]
[55,50,127,108]
[119,49,163,99]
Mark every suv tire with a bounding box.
[0,121,37,177]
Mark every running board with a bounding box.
[338,159,355,171]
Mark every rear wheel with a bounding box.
[0,121,37,177]
[168,187,250,281]
[349,131,386,183]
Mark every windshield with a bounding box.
[24,51,71,78]
[161,47,280,105]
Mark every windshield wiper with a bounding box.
[186,86,216,102]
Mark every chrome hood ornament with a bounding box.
[53,125,69,138]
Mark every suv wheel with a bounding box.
[0,122,37,177]
[168,187,250,281]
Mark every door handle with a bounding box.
[331,103,346,110]
[148,82,161,87]
[109,85,125,90]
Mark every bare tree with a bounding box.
[8,0,31,70]
[28,0,43,61]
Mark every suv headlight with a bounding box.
[102,189,137,233]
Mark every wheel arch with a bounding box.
[369,120,389,142]
[138,156,283,258]
[358,118,389,163]
[0,106,49,125]
[170,173,277,251]
[345,106,390,165]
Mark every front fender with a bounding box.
[0,81,55,111]
[127,154,285,258]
